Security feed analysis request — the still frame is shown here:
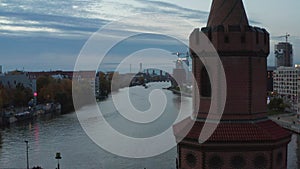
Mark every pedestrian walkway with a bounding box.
[269,113,300,134]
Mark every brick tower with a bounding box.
[174,0,292,169]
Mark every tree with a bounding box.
[0,87,13,108]
[13,83,33,107]
[0,87,4,109]
[55,79,73,112]
[37,76,53,92]
[36,76,75,113]
[98,72,109,97]
[268,98,287,112]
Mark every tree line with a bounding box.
[0,83,32,110]
[0,76,74,113]
[0,72,122,113]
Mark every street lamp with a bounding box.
[33,92,38,106]
[24,140,29,169]
[55,152,62,169]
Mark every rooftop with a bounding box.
[207,0,249,27]
[174,118,291,143]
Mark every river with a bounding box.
[0,82,299,169]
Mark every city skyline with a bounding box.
[0,0,299,72]
[1,1,300,168]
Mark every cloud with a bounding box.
[141,0,206,13]
[249,20,262,25]
[0,24,59,33]
[0,0,273,71]
[0,0,210,39]
[135,0,208,22]
[0,10,109,38]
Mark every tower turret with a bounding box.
[174,0,291,169]
[190,0,270,121]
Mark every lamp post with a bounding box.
[25,140,29,169]
[55,152,62,169]
[33,92,38,106]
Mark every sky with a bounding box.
[0,0,299,72]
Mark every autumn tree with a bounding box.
[0,86,13,108]
[12,83,33,107]
[37,76,74,113]
[98,72,109,97]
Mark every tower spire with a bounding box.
[207,0,249,27]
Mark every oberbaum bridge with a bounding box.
[173,0,291,169]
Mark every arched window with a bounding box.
[201,67,211,97]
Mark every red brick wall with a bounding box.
[210,28,269,54]
[204,151,272,169]
[190,26,269,119]
[251,57,267,113]
[178,143,288,169]
[179,146,203,169]
[272,146,288,169]
[221,57,250,114]
[193,56,267,117]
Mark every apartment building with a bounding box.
[273,66,300,112]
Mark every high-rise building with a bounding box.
[297,76,300,118]
[139,63,143,72]
[174,0,291,169]
[267,66,276,92]
[273,66,300,112]
[172,58,187,86]
[275,42,293,67]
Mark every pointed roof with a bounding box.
[207,0,249,27]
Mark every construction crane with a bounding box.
[172,52,189,57]
[275,33,290,43]
[172,52,190,66]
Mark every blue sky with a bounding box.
[0,0,299,72]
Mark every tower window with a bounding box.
[241,36,246,43]
[208,31,212,41]
[185,153,197,168]
[231,155,246,169]
[224,36,229,43]
[276,152,283,166]
[208,155,223,169]
[253,155,267,168]
[256,31,259,44]
[201,67,211,97]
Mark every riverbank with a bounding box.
[166,87,192,97]
[0,103,61,127]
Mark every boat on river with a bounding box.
[14,110,35,121]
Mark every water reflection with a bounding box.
[106,83,181,138]
[0,83,179,168]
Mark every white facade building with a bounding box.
[298,78,300,117]
[273,66,300,113]
[0,73,37,93]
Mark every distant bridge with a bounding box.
[129,68,173,87]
